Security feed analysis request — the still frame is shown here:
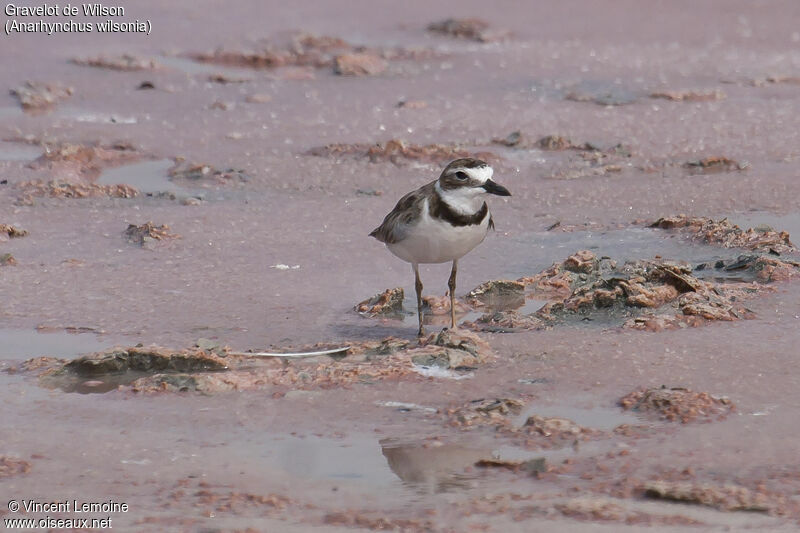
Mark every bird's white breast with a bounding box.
[434,182,485,214]
[386,198,490,264]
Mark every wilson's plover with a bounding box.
[370,158,511,336]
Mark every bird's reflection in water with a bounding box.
[380,438,491,494]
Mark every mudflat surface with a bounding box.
[2,1,800,531]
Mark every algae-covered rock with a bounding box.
[355,287,404,316]
[651,215,794,254]
[409,328,493,369]
[65,347,228,377]
[619,386,734,423]
[466,280,525,309]
[411,348,479,369]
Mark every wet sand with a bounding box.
[2,1,800,531]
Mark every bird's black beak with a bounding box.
[482,179,511,196]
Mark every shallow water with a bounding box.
[729,212,800,247]
[0,141,42,162]
[385,225,766,331]
[259,433,406,489]
[50,106,137,124]
[380,439,490,492]
[0,106,23,120]
[41,370,155,394]
[499,227,745,280]
[0,328,107,361]
[561,79,641,106]
[159,55,257,78]
[96,159,176,194]
[515,403,644,432]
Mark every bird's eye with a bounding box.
[455,171,468,180]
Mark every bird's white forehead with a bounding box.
[462,165,493,184]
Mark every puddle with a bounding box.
[380,439,489,492]
[502,227,754,281]
[0,106,23,120]
[398,293,551,329]
[373,226,754,327]
[514,404,644,431]
[366,224,789,333]
[380,437,557,493]
[459,310,484,324]
[490,440,613,469]
[387,220,765,328]
[42,371,154,394]
[97,159,176,194]
[411,365,474,380]
[159,55,220,75]
[0,328,115,393]
[201,432,532,500]
[239,431,553,496]
[728,212,800,250]
[563,80,640,106]
[248,434,411,494]
[0,141,42,161]
[0,328,107,361]
[54,106,137,124]
[519,298,549,314]
[34,345,232,395]
[98,159,214,200]
[159,55,255,78]
[0,329,171,395]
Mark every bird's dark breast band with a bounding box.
[429,195,489,227]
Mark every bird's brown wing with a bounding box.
[369,182,434,244]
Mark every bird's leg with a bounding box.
[413,263,425,337]
[448,259,458,330]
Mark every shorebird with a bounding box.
[370,158,511,336]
